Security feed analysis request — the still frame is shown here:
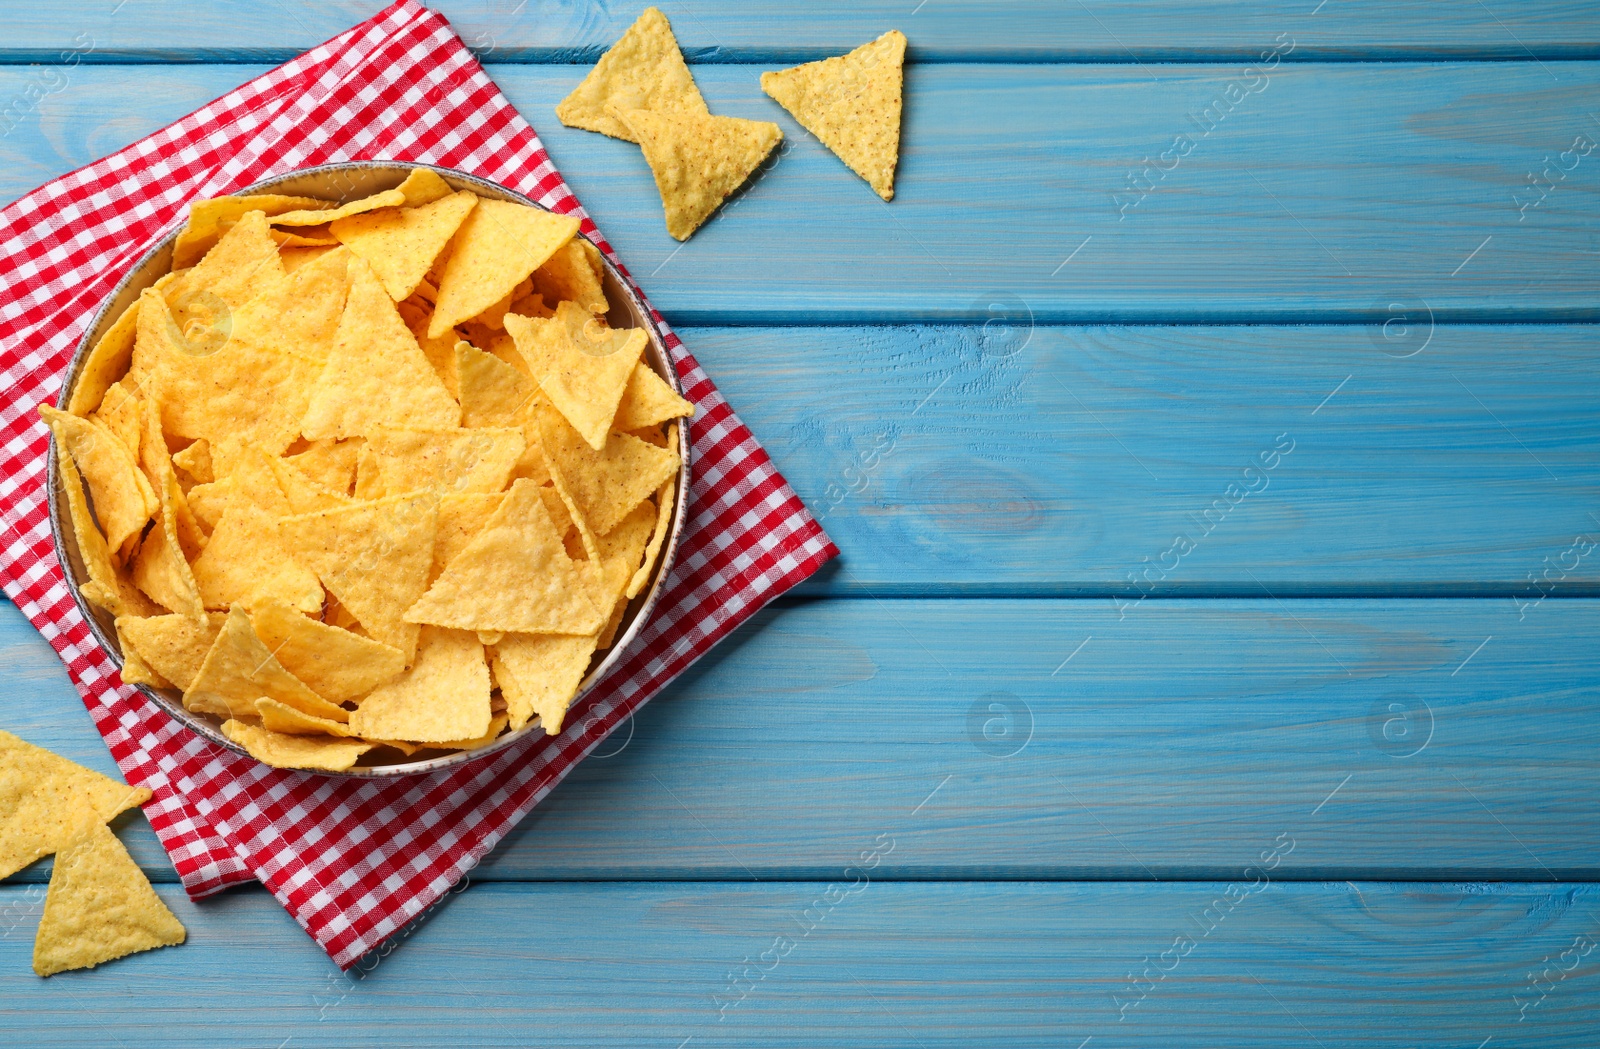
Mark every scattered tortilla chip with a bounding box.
[191,499,324,613]
[395,167,456,207]
[365,426,524,496]
[0,730,150,881]
[277,491,438,663]
[56,452,150,618]
[761,30,906,201]
[555,6,709,142]
[173,193,333,269]
[249,597,405,702]
[114,612,225,692]
[491,633,598,734]
[301,257,460,440]
[171,439,212,485]
[41,405,157,553]
[538,404,680,536]
[433,492,505,581]
[628,429,680,599]
[284,438,360,496]
[531,236,610,315]
[268,187,407,227]
[32,820,185,977]
[88,379,144,464]
[405,479,604,635]
[506,303,646,451]
[427,199,579,339]
[330,189,477,302]
[185,607,347,722]
[455,341,536,428]
[222,719,372,772]
[253,697,355,738]
[347,626,491,743]
[613,106,783,240]
[613,362,694,432]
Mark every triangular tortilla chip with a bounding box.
[173,193,334,269]
[531,236,609,315]
[628,428,680,599]
[277,492,438,663]
[400,300,464,398]
[455,341,537,428]
[265,455,348,514]
[41,405,156,553]
[254,697,356,737]
[269,224,339,248]
[347,626,491,743]
[0,730,150,881]
[249,597,406,701]
[268,186,407,226]
[365,426,524,496]
[330,189,477,302]
[171,438,212,485]
[191,499,324,613]
[472,276,534,331]
[114,612,225,692]
[760,30,906,201]
[428,199,579,338]
[115,620,170,689]
[395,167,455,207]
[170,209,286,327]
[353,443,385,500]
[429,713,508,751]
[300,256,460,439]
[613,362,694,432]
[185,607,347,722]
[222,719,372,772]
[280,244,338,274]
[404,479,604,635]
[32,821,185,976]
[555,6,709,141]
[129,432,206,621]
[506,304,646,451]
[87,379,145,464]
[433,492,505,582]
[284,438,360,496]
[491,633,598,734]
[136,395,205,560]
[591,500,657,647]
[538,404,680,536]
[56,452,154,618]
[68,294,142,416]
[612,106,783,240]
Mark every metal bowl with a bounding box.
[47,161,691,777]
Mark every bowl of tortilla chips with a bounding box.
[45,161,693,777]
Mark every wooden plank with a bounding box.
[4,64,1598,323]
[1,880,1595,1046]
[8,2,1599,62]
[7,597,1600,882]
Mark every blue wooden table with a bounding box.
[4,2,1600,1045]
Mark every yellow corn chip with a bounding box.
[506,303,646,451]
[538,404,680,536]
[173,193,334,269]
[428,199,579,339]
[760,30,906,201]
[455,341,536,427]
[301,257,461,439]
[402,303,464,398]
[284,438,360,496]
[136,396,205,560]
[537,483,575,538]
[280,244,338,274]
[428,714,508,751]
[613,106,783,240]
[628,429,680,599]
[114,612,225,692]
[192,500,324,613]
[365,426,524,496]
[404,479,604,635]
[330,189,477,302]
[249,597,405,701]
[114,619,170,689]
[555,6,709,142]
[531,236,610,315]
[0,730,150,881]
[171,210,286,327]
[347,626,491,743]
[353,443,385,500]
[41,405,157,553]
[269,187,407,227]
[222,719,372,772]
[277,491,438,663]
[265,455,348,514]
[186,607,347,722]
[171,438,213,485]
[253,697,355,737]
[269,224,339,248]
[613,362,694,431]
[472,276,534,331]
[592,500,656,647]
[395,167,456,207]
[32,820,185,977]
[67,294,141,416]
[491,633,598,734]
[433,492,505,582]
[129,432,206,622]
[56,453,150,618]
[88,379,144,464]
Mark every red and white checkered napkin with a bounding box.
[0,0,835,967]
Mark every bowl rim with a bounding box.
[46,159,692,778]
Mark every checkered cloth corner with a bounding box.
[0,0,835,968]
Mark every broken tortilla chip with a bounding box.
[555,6,709,142]
[612,106,783,240]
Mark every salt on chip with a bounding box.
[32,820,185,977]
[531,236,610,315]
[612,106,783,241]
[491,633,598,735]
[41,405,156,553]
[56,452,151,618]
[628,428,681,599]
[185,607,347,722]
[365,425,524,496]
[249,597,405,701]
[427,199,579,339]
[115,612,225,692]
[192,499,323,614]
[173,193,333,268]
[330,189,477,302]
[268,186,407,227]
[0,730,151,881]
[538,403,680,536]
[277,491,438,663]
[760,30,906,201]
[506,303,646,451]
[347,626,491,744]
[222,719,372,772]
[455,341,536,428]
[555,6,709,142]
[613,362,694,432]
[301,257,460,440]
[404,479,604,635]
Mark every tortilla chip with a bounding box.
[347,626,491,743]
[365,426,524,496]
[301,257,460,439]
[0,730,150,881]
[395,167,456,207]
[284,438,360,496]
[129,427,206,621]
[268,187,407,227]
[433,492,505,582]
[428,199,579,339]
[88,379,145,464]
[760,29,906,201]
[590,500,656,647]
[171,210,286,325]
[185,607,347,722]
[404,479,604,635]
[628,429,680,599]
[173,193,334,268]
[330,189,477,302]
[114,612,225,692]
[506,303,646,451]
[222,719,372,772]
[555,6,709,141]
[455,341,537,427]
[402,305,464,398]
[56,453,148,618]
[428,714,508,751]
[613,362,694,431]
[531,236,610,315]
[269,224,339,248]
[613,106,783,240]
[353,443,385,500]
[249,597,405,702]
[538,404,680,536]
[265,455,348,514]
[171,438,213,485]
[491,633,598,734]
[114,620,170,689]
[41,405,157,553]
[253,697,355,737]
[277,491,438,663]
[472,276,534,331]
[68,295,142,416]
[280,244,338,274]
[191,499,324,613]
[32,821,185,977]
[136,397,206,559]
